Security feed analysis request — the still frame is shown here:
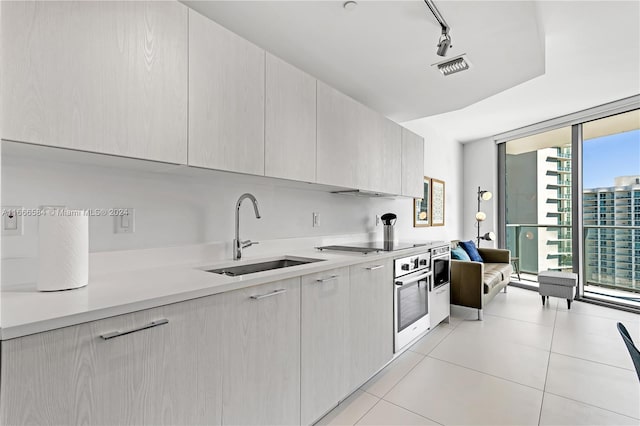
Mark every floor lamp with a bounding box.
[476,186,496,246]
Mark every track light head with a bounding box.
[436,32,452,57]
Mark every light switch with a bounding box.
[313,212,320,227]
[2,206,23,236]
[114,208,135,234]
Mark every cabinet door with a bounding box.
[265,53,317,182]
[188,9,265,175]
[301,268,349,425]
[221,278,301,425]
[348,259,394,390]
[1,1,188,164]
[316,81,366,190]
[401,128,425,198]
[0,296,223,425]
[374,118,402,195]
[430,283,451,327]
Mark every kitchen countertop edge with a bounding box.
[1,242,447,340]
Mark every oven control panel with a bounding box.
[394,252,431,277]
[431,245,450,257]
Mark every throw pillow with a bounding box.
[459,240,483,262]
[451,246,471,261]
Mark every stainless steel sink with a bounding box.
[206,257,324,277]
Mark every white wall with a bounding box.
[401,120,464,242]
[2,133,463,259]
[462,137,498,246]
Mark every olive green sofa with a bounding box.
[450,243,512,320]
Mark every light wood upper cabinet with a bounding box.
[317,81,402,194]
[301,268,350,425]
[0,296,223,425]
[265,53,317,182]
[374,118,402,195]
[220,278,301,425]
[316,81,366,190]
[401,128,425,198]
[1,1,188,164]
[188,10,265,175]
[348,259,394,390]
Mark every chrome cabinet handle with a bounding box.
[316,275,339,283]
[366,265,385,271]
[100,319,169,340]
[250,288,287,300]
[395,272,431,286]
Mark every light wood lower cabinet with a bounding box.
[220,278,301,425]
[348,259,394,390]
[0,296,223,425]
[300,268,350,425]
[0,270,394,425]
[430,283,451,327]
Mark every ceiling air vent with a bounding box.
[433,54,471,76]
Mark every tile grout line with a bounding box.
[483,311,557,328]
[555,306,640,323]
[377,325,456,399]
[374,354,426,400]
[380,399,445,426]
[549,350,638,373]
[424,354,547,393]
[407,325,455,357]
[538,297,559,425]
[542,390,640,421]
[349,394,381,426]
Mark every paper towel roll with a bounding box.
[37,210,89,291]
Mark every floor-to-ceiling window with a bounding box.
[582,110,640,306]
[500,104,640,309]
[504,126,573,287]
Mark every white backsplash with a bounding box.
[1,131,463,279]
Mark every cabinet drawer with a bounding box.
[431,283,451,327]
[0,296,223,425]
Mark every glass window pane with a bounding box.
[582,109,640,306]
[505,126,573,285]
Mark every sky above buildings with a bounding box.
[583,129,640,189]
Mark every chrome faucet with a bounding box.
[233,193,261,260]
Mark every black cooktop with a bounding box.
[316,242,427,254]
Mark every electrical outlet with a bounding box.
[2,206,23,236]
[312,212,320,227]
[375,215,380,226]
[114,208,135,234]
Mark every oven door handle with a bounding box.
[395,272,430,286]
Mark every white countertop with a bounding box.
[1,241,446,340]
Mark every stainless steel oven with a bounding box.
[431,245,450,290]
[394,252,432,352]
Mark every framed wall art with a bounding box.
[431,178,445,226]
[413,176,431,227]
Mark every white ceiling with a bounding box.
[182,1,640,144]
[408,0,640,142]
[183,0,545,121]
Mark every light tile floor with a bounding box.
[318,287,640,426]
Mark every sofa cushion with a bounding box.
[451,246,471,261]
[482,263,513,293]
[459,240,483,262]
